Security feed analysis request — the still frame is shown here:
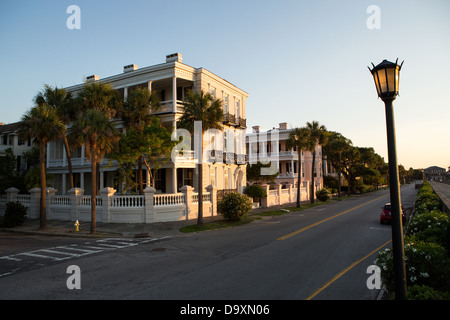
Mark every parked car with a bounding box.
[380,203,406,225]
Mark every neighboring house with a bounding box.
[0,121,33,173]
[424,166,446,182]
[46,53,248,195]
[246,122,324,191]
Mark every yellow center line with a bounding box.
[306,239,392,300]
[277,194,388,241]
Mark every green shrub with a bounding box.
[316,188,330,202]
[3,201,27,228]
[244,185,267,201]
[218,192,252,222]
[376,239,450,294]
[406,210,449,247]
[407,284,450,300]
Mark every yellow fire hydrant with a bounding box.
[74,220,80,232]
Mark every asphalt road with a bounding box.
[0,184,417,301]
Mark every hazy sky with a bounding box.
[1,0,449,170]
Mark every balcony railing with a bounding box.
[223,113,236,126]
[237,117,246,128]
[150,100,184,114]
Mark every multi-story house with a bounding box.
[47,53,248,195]
[246,122,324,191]
[0,121,33,174]
[424,166,446,182]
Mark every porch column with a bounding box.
[62,173,66,195]
[172,76,177,112]
[172,167,177,193]
[80,172,85,190]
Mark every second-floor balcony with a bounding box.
[150,100,185,114]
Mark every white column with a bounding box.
[81,145,85,166]
[80,172,85,190]
[172,167,177,193]
[172,76,177,112]
[62,173,66,194]
[46,142,51,168]
[100,171,104,189]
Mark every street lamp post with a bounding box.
[369,59,407,300]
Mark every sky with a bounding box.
[0,0,449,170]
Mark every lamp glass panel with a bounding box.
[376,69,388,94]
[386,67,396,93]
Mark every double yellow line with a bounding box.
[277,194,387,241]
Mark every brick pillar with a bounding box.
[28,187,41,219]
[206,184,217,216]
[100,187,116,223]
[69,187,83,222]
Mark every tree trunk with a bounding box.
[296,149,302,208]
[338,152,342,198]
[311,150,316,203]
[197,133,204,225]
[39,141,47,230]
[91,147,97,234]
[62,135,74,190]
[138,156,143,195]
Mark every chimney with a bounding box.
[86,75,99,82]
[124,64,138,73]
[166,53,182,63]
[252,126,260,133]
[279,122,288,130]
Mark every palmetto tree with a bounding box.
[305,121,328,203]
[34,84,76,190]
[286,127,312,207]
[177,90,223,225]
[19,104,65,230]
[121,87,160,194]
[68,109,119,234]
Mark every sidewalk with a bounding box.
[0,216,220,239]
[0,200,310,239]
[430,181,450,214]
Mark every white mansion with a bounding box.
[47,53,249,195]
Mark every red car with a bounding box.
[380,203,406,225]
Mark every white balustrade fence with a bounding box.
[0,185,218,224]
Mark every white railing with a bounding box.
[80,196,102,207]
[192,193,211,204]
[153,193,185,206]
[111,195,145,208]
[15,195,31,205]
[51,195,70,206]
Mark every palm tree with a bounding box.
[325,131,352,197]
[177,90,223,225]
[121,87,160,194]
[34,84,76,190]
[76,81,121,119]
[305,121,328,203]
[68,109,119,234]
[19,104,65,229]
[286,127,312,207]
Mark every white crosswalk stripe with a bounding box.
[0,237,170,277]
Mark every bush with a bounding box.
[316,188,330,202]
[3,201,27,228]
[376,239,450,294]
[244,185,267,201]
[406,210,450,248]
[218,192,253,222]
[408,285,450,300]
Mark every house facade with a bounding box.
[0,121,33,174]
[424,166,446,182]
[47,53,248,195]
[246,122,324,192]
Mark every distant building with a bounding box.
[0,121,33,173]
[246,122,324,191]
[424,166,446,182]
